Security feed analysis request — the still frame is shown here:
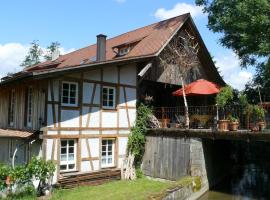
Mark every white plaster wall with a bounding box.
[102,130,117,135]
[81,139,88,158]
[81,130,100,135]
[82,107,100,128]
[84,69,101,81]
[89,138,99,157]
[102,112,117,127]
[119,109,129,128]
[119,87,136,107]
[118,130,130,134]
[60,131,79,135]
[46,139,53,161]
[81,161,91,172]
[61,110,80,127]
[118,137,128,156]
[118,157,124,168]
[103,66,118,83]
[120,64,136,86]
[47,131,58,135]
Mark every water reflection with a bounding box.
[199,164,270,200]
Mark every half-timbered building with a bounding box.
[0,13,224,183]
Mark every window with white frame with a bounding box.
[119,47,130,56]
[60,139,77,172]
[62,81,78,106]
[26,87,33,128]
[101,139,115,168]
[102,86,116,109]
[8,89,15,127]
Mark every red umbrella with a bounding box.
[172,79,220,96]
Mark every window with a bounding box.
[26,87,33,128]
[102,86,116,109]
[119,47,130,56]
[60,139,77,172]
[62,82,78,106]
[101,139,115,168]
[8,89,15,126]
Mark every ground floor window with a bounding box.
[101,139,115,168]
[60,139,76,172]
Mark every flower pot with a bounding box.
[229,121,239,131]
[218,120,229,131]
[258,121,266,131]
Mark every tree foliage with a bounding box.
[196,0,270,68]
[21,41,61,68]
[21,40,42,67]
[44,42,60,61]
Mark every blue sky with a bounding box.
[0,0,253,90]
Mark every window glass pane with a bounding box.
[70,98,76,104]
[103,88,107,94]
[102,152,106,156]
[63,90,69,97]
[70,84,76,91]
[68,164,75,169]
[63,83,69,90]
[102,146,106,152]
[61,141,67,147]
[108,158,112,164]
[60,165,67,170]
[70,91,76,97]
[60,155,67,161]
[108,145,112,151]
[62,97,69,103]
[69,140,74,146]
[109,101,113,107]
[68,154,74,161]
[108,140,112,145]
[69,147,74,154]
[61,148,67,154]
[102,158,106,165]
[109,89,114,95]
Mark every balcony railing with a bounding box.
[154,105,261,130]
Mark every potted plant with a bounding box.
[228,115,239,131]
[253,105,266,131]
[216,86,233,131]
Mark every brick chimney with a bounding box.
[96,34,107,62]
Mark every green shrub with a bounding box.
[127,103,152,168]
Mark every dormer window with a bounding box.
[119,47,130,56]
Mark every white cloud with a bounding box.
[215,52,253,90]
[154,2,204,20]
[0,43,74,78]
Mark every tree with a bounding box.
[21,40,42,67]
[244,61,270,103]
[159,30,199,128]
[196,0,270,68]
[44,42,60,61]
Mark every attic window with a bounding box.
[119,47,130,56]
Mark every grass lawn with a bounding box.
[51,177,173,200]
[11,176,198,200]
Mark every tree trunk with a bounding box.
[121,152,136,180]
[181,76,189,129]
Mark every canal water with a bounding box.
[199,163,270,200]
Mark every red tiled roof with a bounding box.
[25,14,190,72]
[0,129,35,138]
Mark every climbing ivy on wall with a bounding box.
[127,103,152,167]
